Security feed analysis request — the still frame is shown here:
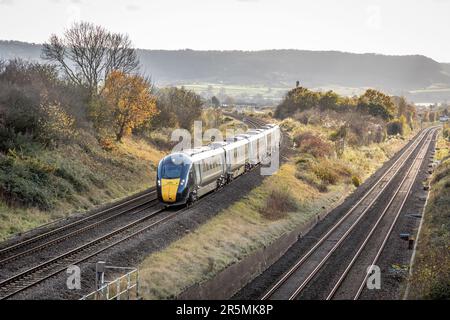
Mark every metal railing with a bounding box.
[81,265,139,300]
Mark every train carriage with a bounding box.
[157,123,280,206]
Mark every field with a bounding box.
[179,83,369,102]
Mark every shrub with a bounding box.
[98,136,116,152]
[409,157,450,299]
[295,170,325,191]
[0,151,74,209]
[37,102,77,147]
[352,175,361,187]
[149,131,175,151]
[387,116,408,136]
[293,131,333,158]
[260,188,298,220]
[443,127,450,141]
[312,162,339,185]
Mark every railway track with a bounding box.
[243,116,267,128]
[0,188,158,265]
[0,116,270,300]
[0,204,185,300]
[261,127,438,300]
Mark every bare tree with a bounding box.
[42,22,139,96]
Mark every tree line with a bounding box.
[275,86,420,137]
[0,22,204,154]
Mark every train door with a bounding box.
[194,162,201,186]
[267,131,272,155]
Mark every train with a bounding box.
[156,123,281,206]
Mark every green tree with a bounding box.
[319,90,339,111]
[275,87,320,118]
[153,87,203,129]
[357,89,396,120]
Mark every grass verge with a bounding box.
[137,128,415,299]
[0,133,165,241]
[408,132,450,299]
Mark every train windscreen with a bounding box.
[160,157,190,179]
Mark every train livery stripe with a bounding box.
[161,179,180,203]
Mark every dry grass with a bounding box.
[138,163,345,299]
[408,133,450,299]
[0,134,165,241]
[260,187,298,220]
[137,117,417,300]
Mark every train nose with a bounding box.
[161,179,180,203]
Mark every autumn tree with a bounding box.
[357,89,396,120]
[42,22,139,96]
[100,71,157,142]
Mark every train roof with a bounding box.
[159,124,280,165]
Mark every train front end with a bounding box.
[157,153,192,205]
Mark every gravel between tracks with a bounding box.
[233,130,434,300]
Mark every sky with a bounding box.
[0,0,449,62]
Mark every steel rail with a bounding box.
[324,128,436,299]
[288,128,436,299]
[351,130,436,300]
[0,198,158,265]
[0,203,172,300]
[261,127,433,300]
[0,188,157,257]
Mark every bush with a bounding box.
[352,175,361,187]
[443,127,450,141]
[295,154,354,191]
[149,130,175,151]
[312,161,339,185]
[293,131,333,158]
[37,102,77,147]
[387,116,408,136]
[98,136,116,152]
[260,188,298,220]
[409,157,450,299]
[0,151,74,209]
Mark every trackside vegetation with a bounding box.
[137,87,431,299]
[408,128,450,299]
[0,23,204,240]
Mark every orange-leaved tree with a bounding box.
[101,70,157,141]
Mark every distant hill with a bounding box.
[139,49,450,91]
[1,40,450,100]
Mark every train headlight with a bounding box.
[180,179,185,186]
[157,180,161,186]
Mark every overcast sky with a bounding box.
[0,0,449,62]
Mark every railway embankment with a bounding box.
[407,130,450,299]
[136,117,420,299]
